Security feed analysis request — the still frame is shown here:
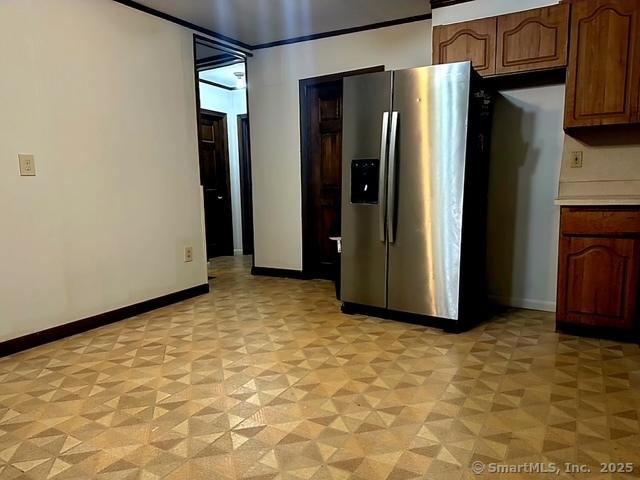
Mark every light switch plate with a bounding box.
[18,154,36,176]
[570,151,583,168]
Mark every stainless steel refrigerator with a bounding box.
[340,62,493,331]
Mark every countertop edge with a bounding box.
[554,198,640,206]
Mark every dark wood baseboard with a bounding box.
[303,270,334,281]
[556,321,640,344]
[251,266,311,280]
[0,284,210,358]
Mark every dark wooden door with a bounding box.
[199,110,234,258]
[300,66,384,279]
[303,80,343,279]
[564,0,640,127]
[433,17,498,76]
[237,114,254,256]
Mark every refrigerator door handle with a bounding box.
[387,111,399,244]
[378,112,390,243]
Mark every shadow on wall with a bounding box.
[485,85,564,312]
[487,94,537,306]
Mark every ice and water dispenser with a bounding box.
[350,159,379,204]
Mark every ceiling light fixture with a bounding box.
[234,72,246,89]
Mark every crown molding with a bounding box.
[113,1,432,52]
[252,14,432,50]
[112,0,252,51]
[430,0,475,9]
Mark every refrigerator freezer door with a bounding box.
[387,63,471,320]
[341,71,393,308]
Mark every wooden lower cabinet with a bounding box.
[557,207,640,335]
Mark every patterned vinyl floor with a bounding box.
[1,256,639,479]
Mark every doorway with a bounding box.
[299,66,385,279]
[193,35,254,264]
[237,114,254,256]
[200,110,234,258]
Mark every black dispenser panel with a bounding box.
[350,159,379,204]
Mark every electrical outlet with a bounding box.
[184,246,193,263]
[570,151,583,168]
[18,154,36,176]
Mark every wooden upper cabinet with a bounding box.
[433,18,497,76]
[564,0,640,128]
[496,4,570,75]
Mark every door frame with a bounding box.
[237,114,254,255]
[193,34,254,264]
[200,109,234,258]
[299,65,386,278]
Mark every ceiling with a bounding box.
[200,63,246,89]
[131,0,431,47]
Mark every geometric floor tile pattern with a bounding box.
[1,256,640,480]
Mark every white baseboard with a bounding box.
[233,249,243,255]
[489,295,556,313]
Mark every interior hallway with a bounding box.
[1,256,639,479]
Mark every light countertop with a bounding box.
[555,196,640,206]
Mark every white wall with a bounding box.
[559,132,640,201]
[0,0,207,342]
[431,0,558,25]
[199,82,247,251]
[487,86,564,311]
[247,20,431,270]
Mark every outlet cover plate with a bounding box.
[570,151,583,168]
[18,154,36,176]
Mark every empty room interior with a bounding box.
[1,0,640,478]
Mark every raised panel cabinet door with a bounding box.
[557,235,639,329]
[433,18,497,76]
[496,4,570,75]
[565,0,640,127]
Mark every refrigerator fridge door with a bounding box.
[387,63,472,320]
[341,71,393,308]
